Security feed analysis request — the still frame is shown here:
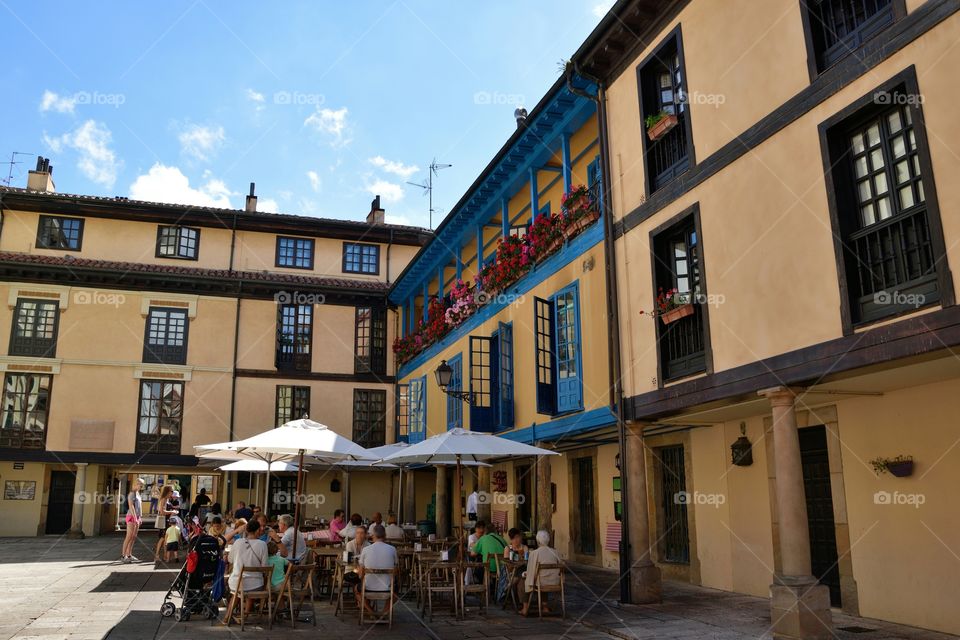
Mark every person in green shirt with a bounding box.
[266,540,288,592]
[472,529,508,573]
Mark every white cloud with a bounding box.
[246,88,265,103]
[129,163,234,208]
[306,170,321,193]
[43,120,120,189]
[592,1,614,18]
[258,198,280,213]
[304,107,351,147]
[384,212,413,226]
[178,124,226,161]
[40,90,77,114]
[368,156,419,179]
[367,179,404,204]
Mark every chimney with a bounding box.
[367,194,385,225]
[245,182,258,212]
[514,107,528,129]
[27,156,56,192]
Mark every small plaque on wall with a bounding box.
[4,480,36,500]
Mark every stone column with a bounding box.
[760,387,832,640]
[624,422,661,603]
[341,470,351,515]
[435,465,449,538]
[404,469,416,524]
[535,446,552,533]
[67,463,88,539]
[476,466,491,523]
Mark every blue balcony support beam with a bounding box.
[529,168,539,225]
[476,224,483,268]
[422,282,429,323]
[561,132,572,193]
[456,245,463,280]
[501,198,510,237]
[437,266,445,297]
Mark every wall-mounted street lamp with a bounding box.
[730,421,753,467]
[434,360,475,404]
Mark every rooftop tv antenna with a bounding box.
[2,152,36,187]
[406,158,452,229]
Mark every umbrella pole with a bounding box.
[292,449,304,563]
[264,465,272,517]
[457,455,463,565]
[397,467,403,522]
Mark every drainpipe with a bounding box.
[569,63,633,603]
[386,228,393,283]
[226,212,240,508]
[0,193,5,245]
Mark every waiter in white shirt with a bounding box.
[466,489,479,523]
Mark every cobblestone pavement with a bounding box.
[0,535,955,640]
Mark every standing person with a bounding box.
[356,525,397,613]
[153,485,177,563]
[466,488,479,523]
[121,478,144,563]
[164,520,181,563]
[193,488,211,522]
[204,503,223,524]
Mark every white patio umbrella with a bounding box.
[196,418,374,561]
[380,428,557,561]
[196,443,301,518]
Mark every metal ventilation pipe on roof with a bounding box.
[514,107,528,128]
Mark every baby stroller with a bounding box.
[160,530,224,622]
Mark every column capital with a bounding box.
[758,386,804,406]
[75,462,89,468]
[624,420,653,436]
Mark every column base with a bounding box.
[770,579,833,640]
[629,563,662,604]
[65,528,85,540]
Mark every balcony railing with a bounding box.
[649,115,689,191]
[848,207,940,323]
[660,304,706,381]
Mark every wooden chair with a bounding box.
[224,567,274,631]
[459,560,488,615]
[358,568,396,628]
[424,561,459,621]
[413,552,438,609]
[528,562,566,618]
[333,563,360,617]
[495,556,523,612]
[273,564,316,628]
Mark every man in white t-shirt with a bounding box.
[357,525,397,610]
[466,489,479,522]
[384,516,405,540]
[271,514,307,562]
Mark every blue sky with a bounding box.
[1,1,612,228]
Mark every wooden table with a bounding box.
[500,557,526,612]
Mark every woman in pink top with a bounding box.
[329,509,346,540]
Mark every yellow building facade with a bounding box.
[574,0,960,635]
[0,180,429,538]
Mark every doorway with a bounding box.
[573,457,597,555]
[799,426,841,607]
[514,464,532,532]
[269,475,297,516]
[45,471,75,535]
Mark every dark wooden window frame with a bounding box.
[342,242,381,275]
[275,236,315,270]
[155,225,200,260]
[352,388,387,448]
[395,382,410,442]
[635,24,696,199]
[354,306,387,375]
[818,66,953,335]
[36,215,84,251]
[275,384,310,427]
[799,0,907,82]
[142,307,189,365]
[9,298,60,358]
[648,203,714,387]
[135,379,184,455]
[0,373,52,450]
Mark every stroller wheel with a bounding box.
[175,608,191,622]
[160,602,176,617]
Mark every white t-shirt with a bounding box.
[359,541,397,591]
[228,537,268,592]
[384,523,405,539]
[466,491,478,515]
[345,538,371,555]
[280,527,307,561]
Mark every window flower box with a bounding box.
[646,112,678,142]
[660,303,694,325]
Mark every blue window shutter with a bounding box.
[555,285,583,413]
[469,336,495,432]
[498,322,514,429]
[408,377,426,443]
[446,354,462,430]
[534,297,557,415]
[587,155,603,212]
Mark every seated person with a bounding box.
[369,511,384,530]
[468,520,486,554]
[384,516,405,540]
[270,514,308,563]
[224,518,247,541]
[233,501,253,521]
[520,530,561,616]
[339,513,363,541]
[330,509,346,540]
[227,520,269,608]
[503,527,529,559]
[356,525,397,613]
[255,514,272,542]
[267,540,288,593]
[345,525,371,556]
[472,525,508,574]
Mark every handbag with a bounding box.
[156,515,166,529]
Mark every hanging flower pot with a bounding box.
[646,112,679,141]
[660,302,695,325]
[886,460,914,477]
